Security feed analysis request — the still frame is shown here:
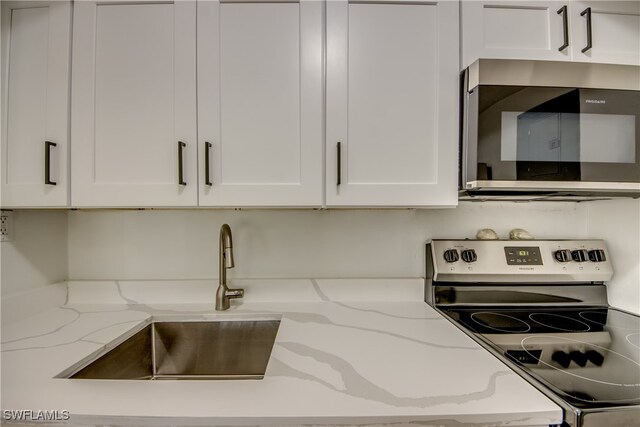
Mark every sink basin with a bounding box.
[62,319,280,380]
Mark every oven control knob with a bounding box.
[569,351,588,367]
[571,249,589,263]
[551,351,571,369]
[554,250,571,263]
[588,249,606,263]
[461,249,478,263]
[585,350,604,366]
[443,249,459,263]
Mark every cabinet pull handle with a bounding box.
[178,141,187,186]
[45,141,56,185]
[580,7,592,53]
[205,141,213,186]
[336,142,342,186]
[557,5,569,51]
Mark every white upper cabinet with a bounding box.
[571,1,640,66]
[1,1,71,207]
[71,1,197,207]
[461,1,569,69]
[462,1,640,69]
[197,0,323,207]
[326,0,459,207]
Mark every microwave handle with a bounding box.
[580,7,593,53]
[557,5,569,51]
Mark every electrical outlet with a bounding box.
[1,211,13,242]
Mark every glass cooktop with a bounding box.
[442,306,640,409]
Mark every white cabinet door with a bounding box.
[1,1,71,207]
[326,0,458,207]
[71,1,197,207]
[197,0,323,207]
[461,1,570,69]
[571,1,640,66]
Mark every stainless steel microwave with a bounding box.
[461,59,640,200]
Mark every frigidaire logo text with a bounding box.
[585,99,606,104]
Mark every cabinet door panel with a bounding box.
[198,1,322,207]
[1,1,70,207]
[462,1,569,69]
[347,4,437,185]
[6,8,48,184]
[94,4,175,184]
[326,0,458,207]
[572,1,640,65]
[483,6,554,49]
[220,4,300,184]
[72,1,197,207]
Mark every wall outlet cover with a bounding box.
[1,211,13,242]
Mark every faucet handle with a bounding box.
[226,288,244,299]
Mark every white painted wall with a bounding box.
[67,203,586,280]
[1,202,635,315]
[585,199,640,314]
[0,210,68,297]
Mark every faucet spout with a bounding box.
[220,224,234,268]
[216,224,244,311]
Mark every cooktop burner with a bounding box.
[580,310,640,331]
[520,335,640,405]
[470,312,531,333]
[529,313,591,332]
[627,333,640,349]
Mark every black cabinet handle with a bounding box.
[205,141,212,186]
[45,141,56,185]
[336,142,342,186]
[557,5,569,51]
[581,7,592,53]
[178,141,186,186]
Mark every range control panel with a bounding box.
[504,247,543,265]
[428,240,613,283]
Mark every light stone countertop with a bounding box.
[1,279,562,426]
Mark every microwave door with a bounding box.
[517,112,562,178]
[516,90,581,181]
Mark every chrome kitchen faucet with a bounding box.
[216,224,244,310]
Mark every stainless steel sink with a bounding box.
[62,319,280,380]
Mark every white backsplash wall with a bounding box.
[586,199,640,314]
[67,202,587,280]
[0,210,68,297]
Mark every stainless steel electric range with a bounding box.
[425,240,640,427]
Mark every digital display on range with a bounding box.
[504,247,543,265]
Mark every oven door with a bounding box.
[461,61,640,195]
